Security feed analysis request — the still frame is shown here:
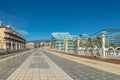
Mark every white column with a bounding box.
[19,43,21,50]
[11,41,13,51]
[77,37,80,48]
[21,44,23,50]
[77,37,80,54]
[101,31,106,58]
[3,41,6,50]
[16,42,17,50]
[65,42,68,52]
[64,39,68,52]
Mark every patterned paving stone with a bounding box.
[2,49,120,80]
[7,49,73,80]
[0,50,34,80]
[42,50,120,80]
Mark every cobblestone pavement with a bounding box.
[0,50,35,80]
[42,50,120,80]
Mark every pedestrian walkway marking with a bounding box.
[7,50,73,80]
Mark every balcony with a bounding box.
[5,30,26,42]
[5,36,25,43]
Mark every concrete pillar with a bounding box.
[16,42,17,51]
[19,43,21,50]
[64,39,68,52]
[77,37,80,54]
[21,44,23,50]
[65,41,68,52]
[77,37,80,48]
[20,43,22,50]
[23,44,24,49]
[11,41,13,51]
[3,41,6,50]
[101,31,106,58]
[20,43,23,50]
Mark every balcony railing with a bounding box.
[5,29,26,42]
[5,36,26,43]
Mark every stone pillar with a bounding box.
[21,44,23,50]
[64,39,68,52]
[77,37,80,54]
[3,40,6,50]
[16,42,17,51]
[11,41,13,51]
[101,31,106,58]
[19,43,21,50]
[77,37,80,48]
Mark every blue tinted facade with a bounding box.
[105,32,120,47]
[80,34,89,45]
[51,32,76,51]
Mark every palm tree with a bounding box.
[95,36,102,48]
[73,39,77,52]
[110,42,116,48]
[85,37,94,48]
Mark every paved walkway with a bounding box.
[7,50,73,80]
[3,49,120,80]
[0,50,34,80]
[46,49,120,75]
[42,49,120,80]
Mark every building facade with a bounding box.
[0,23,26,52]
[79,34,89,47]
[105,32,120,47]
[26,42,34,49]
[51,32,76,52]
[40,42,51,47]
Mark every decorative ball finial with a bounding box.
[101,31,106,34]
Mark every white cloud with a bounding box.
[10,25,30,36]
[16,29,30,35]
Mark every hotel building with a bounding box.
[26,42,34,49]
[0,23,26,52]
[105,32,120,47]
[51,32,76,52]
[79,34,89,46]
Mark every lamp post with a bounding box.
[101,31,106,58]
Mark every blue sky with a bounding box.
[0,0,120,40]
